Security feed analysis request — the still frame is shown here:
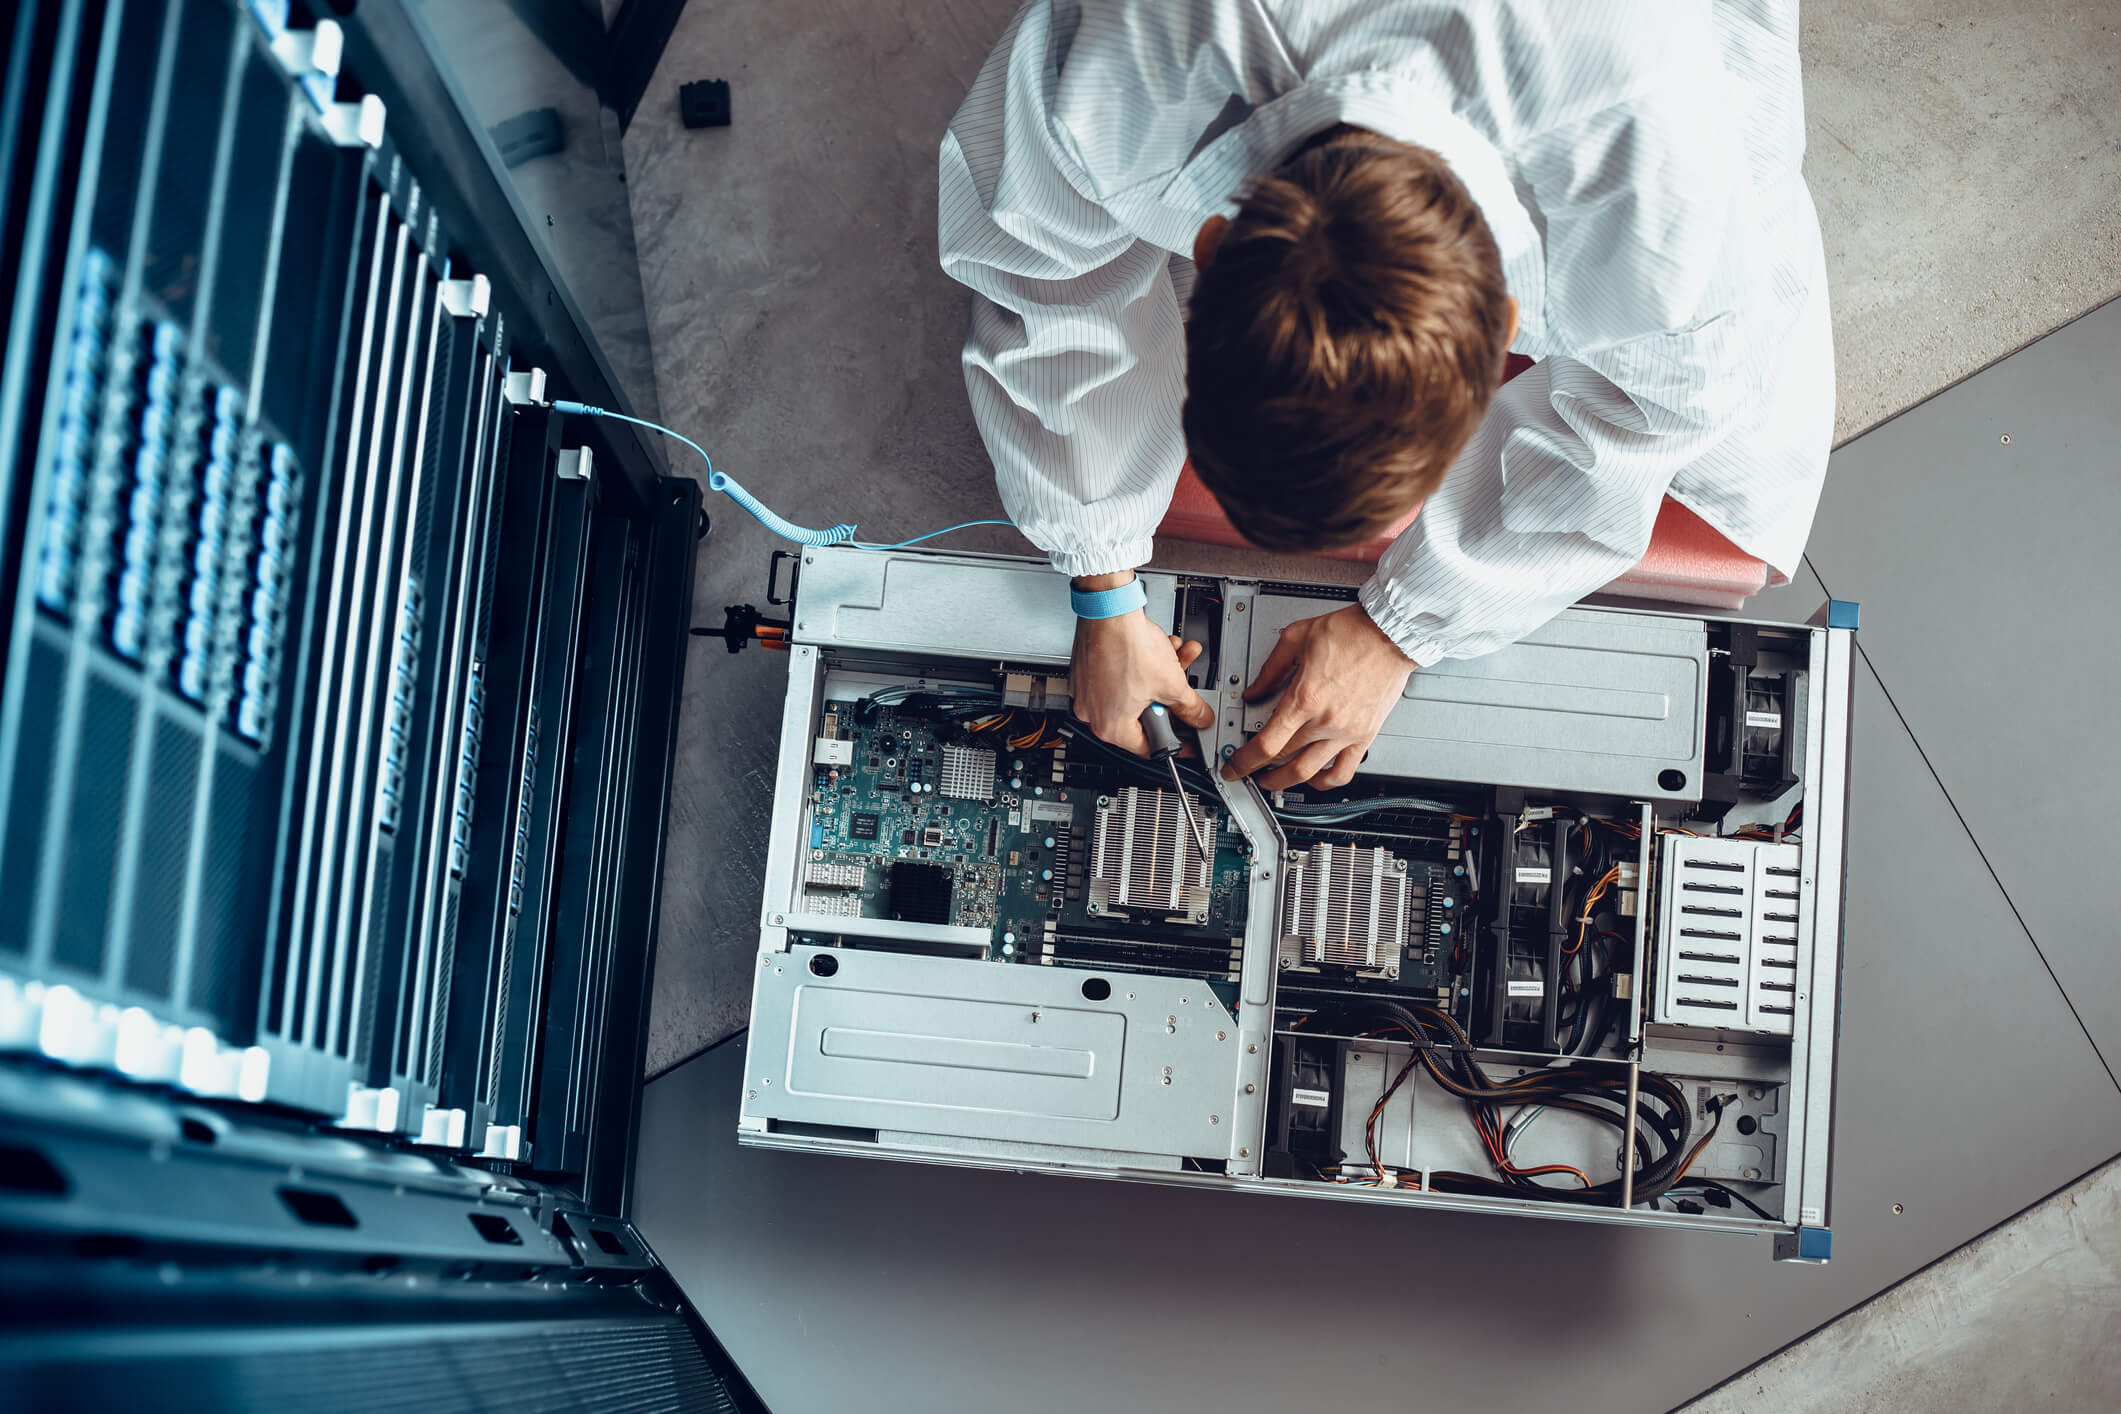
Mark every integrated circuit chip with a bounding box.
[850,811,880,841]
[887,861,954,924]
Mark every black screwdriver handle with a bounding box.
[1139,702,1182,759]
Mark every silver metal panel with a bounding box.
[791,545,1180,665]
[1784,622,1855,1233]
[745,945,1242,1157]
[1242,599,1708,800]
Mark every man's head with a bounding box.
[1183,129,1515,551]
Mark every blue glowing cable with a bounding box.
[554,400,1015,551]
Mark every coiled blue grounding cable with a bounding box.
[553,401,1016,551]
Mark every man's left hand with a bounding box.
[1220,605,1418,791]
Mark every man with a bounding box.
[939,0,1832,790]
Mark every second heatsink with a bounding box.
[1278,843,1412,975]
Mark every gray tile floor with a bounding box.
[613,0,2121,1407]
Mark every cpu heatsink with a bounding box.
[1279,844,1411,974]
[1088,787,1213,924]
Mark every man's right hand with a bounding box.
[1068,572,1215,755]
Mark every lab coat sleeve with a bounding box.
[1359,80,1755,665]
[938,6,1190,580]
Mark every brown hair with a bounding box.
[1183,131,1513,551]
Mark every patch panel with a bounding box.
[35,248,119,616]
[448,660,486,880]
[174,386,242,703]
[232,444,300,745]
[107,321,184,662]
[376,578,425,831]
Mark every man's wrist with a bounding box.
[1071,570,1137,591]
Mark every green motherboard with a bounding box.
[791,700,1251,1009]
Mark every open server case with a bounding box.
[0,3,765,1408]
[741,547,1855,1262]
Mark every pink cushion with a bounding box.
[1157,357,1770,609]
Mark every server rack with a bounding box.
[0,3,757,1406]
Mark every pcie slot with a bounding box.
[481,446,595,1143]
[535,508,638,1177]
[440,396,562,1140]
[378,279,506,1119]
[315,204,428,1078]
[265,151,424,1111]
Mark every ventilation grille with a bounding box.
[1279,844,1410,973]
[1652,836,1802,1035]
[938,744,996,801]
[803,857,866,890]
[1087,787,1213,923]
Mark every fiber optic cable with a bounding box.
[553,401,1016,551]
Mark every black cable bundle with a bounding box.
[1301,999,1713,1209]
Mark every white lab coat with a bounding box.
[939,0,1833,663]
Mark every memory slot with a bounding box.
[1036,947,1235,985]
[1041,931,1240,977]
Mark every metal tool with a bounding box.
[1140,702,1212,861]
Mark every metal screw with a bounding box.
[1235,603,1246,612]
[1161,1068,1172,1085]
[771,914,785,926]
[1257,868,1270,880]
[1999,434,2010,444]
[1892,1203,1904,1215]
[1229,675,1241,686]
[1210,1115,1220,1125]
[1247,1044,1257,1054]
[1216,1031,1227,1041]
[1278,958,1291,969]
[1244,1083,1256,1094]
[1383,968,1398,980]
[1239,1147,1249,1158]
[746,1090,757,1100]
[1743,1167,1760,1180]
[1748,1087,1765,1100]
[1248,720,1264,731]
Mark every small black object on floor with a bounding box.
[681,79,733,129]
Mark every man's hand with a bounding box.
[1069,573,1215,755]
[1220,604,1417,790]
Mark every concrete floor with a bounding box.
[611,0,2121,1407]
[1687,1158,2121,1413]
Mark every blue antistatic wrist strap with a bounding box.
[1070,578,1147,619]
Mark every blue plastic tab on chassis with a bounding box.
[1827,599,1860,630]
[1774,1225,1835,1264]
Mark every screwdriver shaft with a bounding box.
[1166,756,1212,861]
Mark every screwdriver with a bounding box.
[1139,702,1213,862]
